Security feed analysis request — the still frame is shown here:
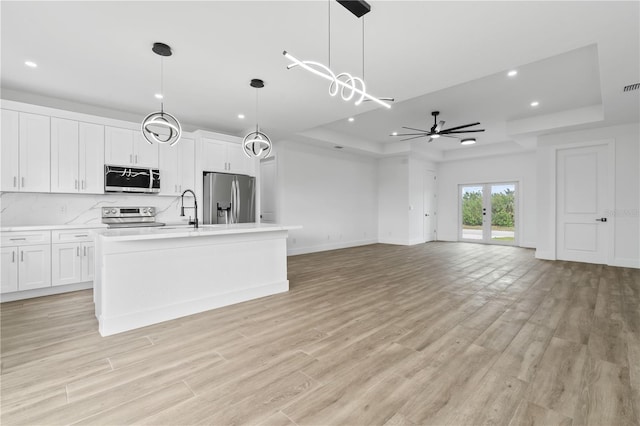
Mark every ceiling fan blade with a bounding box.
[442,129,486,134]
[400,135,428,141]
[440,122,481,132]
[402,126,430,132]
[435,120,445,132]
[427,137,433,143]
[439,134,460,139]
[393,132,429,137]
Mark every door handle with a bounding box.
[595,218,608,222]
[425,213,429,217]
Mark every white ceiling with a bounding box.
[2,1,638,160]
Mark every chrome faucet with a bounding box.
[180,189,199,228]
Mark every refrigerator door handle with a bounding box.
[235,177,241,223]
[231,178,237,223]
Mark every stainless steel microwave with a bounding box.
[104,165,160,193]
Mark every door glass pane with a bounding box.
[461,185,483,240]
[491,184,515,242]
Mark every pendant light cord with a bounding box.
[160,56,165,114]
[328,0,331,68]
[255,88,259,133]
[362,17,365,80]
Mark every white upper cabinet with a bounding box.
[1,110,50,192]
[159,137,195,195]
[1,109,20,191]
[51,118,104,194]
[201,138,255,176]
[105,126,158,168]
[78,122,105,193]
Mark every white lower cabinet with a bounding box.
[1,244,51,292]
[52,242,94,286]
[51,230,96,286]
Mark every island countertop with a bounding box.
[95,223,301,242]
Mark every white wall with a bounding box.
[276,141,378,255]
[0,192,190,227]
[536,123,639,267]
[436,151,537,248]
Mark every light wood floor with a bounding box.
[1,242,639,425]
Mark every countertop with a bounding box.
[1,224,108,232]
[95,223,301,242]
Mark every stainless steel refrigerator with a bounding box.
[203,172,256,224]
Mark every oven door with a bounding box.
[105,165,160,193]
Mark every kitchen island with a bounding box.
[94,223,300,336]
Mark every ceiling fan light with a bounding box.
[431,134,440,139]
[461,138,476,145]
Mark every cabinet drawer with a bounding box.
[52,229,98,243]
[1,231,51,246]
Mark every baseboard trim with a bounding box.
[288,239,378,256]
[610,257,640,269]
[1,281,93,303]
[535,250,555,260]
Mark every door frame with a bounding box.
[458,180,521,246]
[552,139,615,263]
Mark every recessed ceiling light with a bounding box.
[507,70,518,77]
[348,117,354,122]
[461,138,476,145]
[154,93,163,100]
[334,145,343,149]
[392,131,398,136]
[530,101,540,107]
[24,61,37,68]
[238,114,245,119]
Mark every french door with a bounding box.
[459,182,518,245]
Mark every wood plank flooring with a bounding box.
[1,242,638,425]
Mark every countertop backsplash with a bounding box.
[0,192,189,227]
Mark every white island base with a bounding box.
[94,224,298,336]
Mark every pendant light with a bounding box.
[242,79,272,159]
[141,42,182,146]
[283,0,392,109]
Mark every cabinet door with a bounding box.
[79,122,105,194]
[159,143,179,195]
[19,112,50,192]
[178,137,195,193]
[82,243,95,282]
[51,118,80,193]
[52,243,82,286]
[18,244,51,290]
[201,138,227,172]
[134,131,159,168]
[105,127,134,166]
[227,143,247,174]
[1,110,20,191]
[1,247,19,293]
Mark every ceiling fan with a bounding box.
[392,111,485,142]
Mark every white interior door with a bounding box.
[423,171,437,242]
[556,144,609,264]
[259,157,277,223]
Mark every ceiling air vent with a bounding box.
[623,83,640,92]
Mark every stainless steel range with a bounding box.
[102,207,165,228]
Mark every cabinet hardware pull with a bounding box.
[10,238,26,241]
[74,234,88,238]
[84,246,87,256]
[135,154,138,164]
[12,251,15,262]
[75,179,78,189]
[21,177,25,187]
[77,246,80,256]
[130,154,133,163]
[82,180,85,190]
[20,251,23,262]
[13,176,17,187]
